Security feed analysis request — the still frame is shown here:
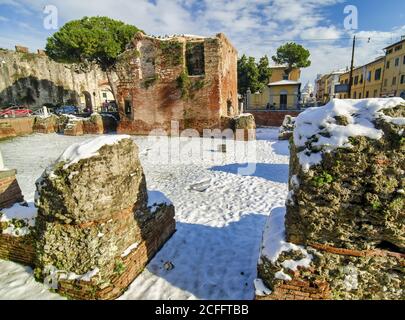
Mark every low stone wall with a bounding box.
[0,233,35,267]
[0,117,34,139]
[0,114,118,139]
[0,170,24,209]
[249,110,300,127]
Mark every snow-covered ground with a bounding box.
[0,128,289,300]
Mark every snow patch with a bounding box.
[260,207,313,276]
[58,135,130,169]
[147,190,172,213]
[0,203,37,237]
[294,98,405,171]
[121,242,139,258]
[44,265,99,283]
[261,207,311,264]
[275,270,292,281]
[254,278,272,296]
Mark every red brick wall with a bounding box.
[116,34,238,135]
[250,111,301,127]
[0,170,24,209]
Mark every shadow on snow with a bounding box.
[209,163,289,184]
[144,213,268,300]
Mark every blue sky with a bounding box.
[0,0,404,84]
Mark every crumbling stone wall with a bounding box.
[33,137,175,299]
[115,32,238,135]
[0,48,113,109]
[257,99,404,300]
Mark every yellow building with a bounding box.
[381,38,405,99]
[315,70,346,104]
[247,66,301,110]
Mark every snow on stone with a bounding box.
[0,203,37,237]
[254,278,272,296]
[234,113,253,119]
[121,242,139,258]
[275,270,292,281]
[294,98,405,171]
[58,135,130,169]
[260,206,312,270]
[45,265,99,283]
[147,190,172,213]
[281,255,312,271]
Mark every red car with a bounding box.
[0,106,33,118]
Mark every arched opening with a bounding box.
[80,91,93,113]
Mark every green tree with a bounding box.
[272,42,311,78]
[46,16,142,101]
[237,55,269,95]
[257,55,272,85]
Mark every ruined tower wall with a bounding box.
[116,33,238,135]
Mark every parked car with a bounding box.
[0,106,33,118]
[55,105,78,115]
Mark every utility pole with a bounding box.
[348,35,356,98]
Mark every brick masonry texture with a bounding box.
[249,111,301,127]
[0,169,24,209]
[115,33,238,135]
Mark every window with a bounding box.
[392,77,397,85]
[282,74,289,80]
[353,92,357,99]
[102,92,107,98]
[387,48,393,55]
[395,44,403,51]
[366,91,369,98]
[345,79,349,84]
[360,75,363,84]
[384,79,388,87]
[375,68,381,81]
[403,55,405,64]
[359,92,362,99]
[354,75,359,85]
[186,42,205,76]
[401,75,405,84]
[395,57,400,67]
[373,90,378,97]
[367,71,372,82]
[124,99,132,115]
[386,61,390,69]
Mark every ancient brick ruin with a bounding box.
[0,113,118,140]
[0,169,24,209]
[0,136,175,299]
[115,32,239,135]
[257,99,404,300]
